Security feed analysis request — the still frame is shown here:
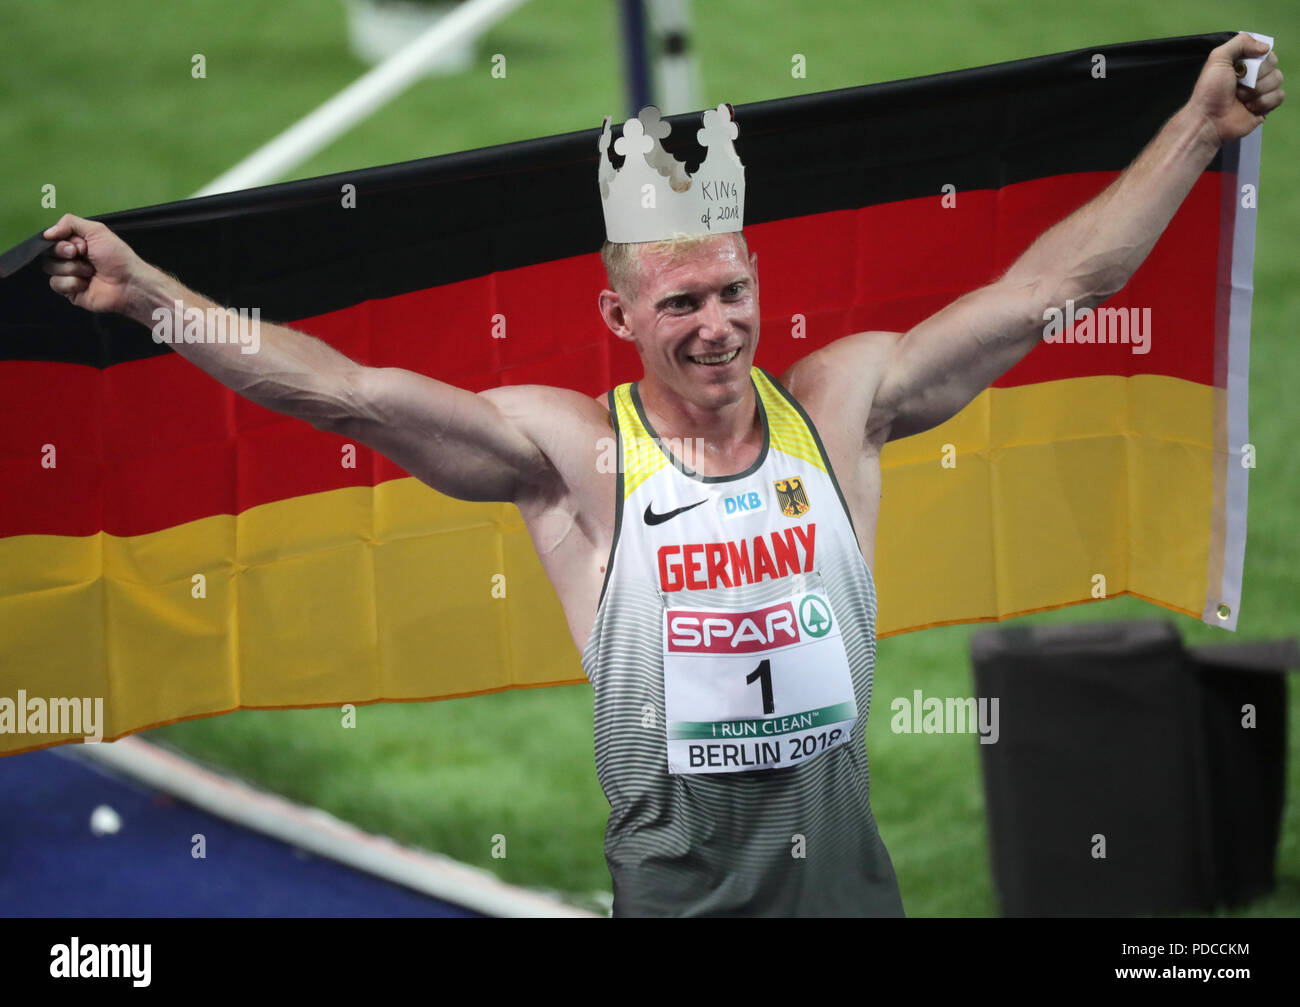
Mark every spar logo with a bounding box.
[667,600,800,654]
[798,594,832,637]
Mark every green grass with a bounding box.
[3,0,1297,915]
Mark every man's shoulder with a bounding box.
[477,383,613,437]
[778,330,899,406]
[478,381,608,409]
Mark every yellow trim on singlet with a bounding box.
[613,367,827,499]
[612,382,671,497]
[751,368,826,473]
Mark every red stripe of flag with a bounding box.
[0,171,1219,539]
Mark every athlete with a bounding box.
[39,34,1281,915]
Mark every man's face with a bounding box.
[604,234,759,411]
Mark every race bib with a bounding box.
[662,573,858,775]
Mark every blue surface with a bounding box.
[0,748,482,917]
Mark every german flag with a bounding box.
[0,32,1257,756]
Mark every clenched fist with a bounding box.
[41,213,147,316]
[1189,32,1285,146]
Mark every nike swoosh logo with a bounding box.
[644,499,708,526]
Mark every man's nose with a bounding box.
[698,296,730,339]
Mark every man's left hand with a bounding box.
[1190,32,1284,146]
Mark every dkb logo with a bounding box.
[722,490,765,518]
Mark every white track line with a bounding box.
[68,736,598,918]
[193,0,530,196]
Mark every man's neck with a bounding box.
[637,371,763,475]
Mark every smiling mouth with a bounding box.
[686,348,740,366]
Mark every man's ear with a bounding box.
[598,288,637,343]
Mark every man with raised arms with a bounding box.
[39,35,1282,915]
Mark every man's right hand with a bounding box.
[41,213,145,316]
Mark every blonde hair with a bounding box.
[601,231,748,303]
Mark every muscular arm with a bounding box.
[42,215,560,504]
[859,33,1283,442]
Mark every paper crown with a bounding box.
[598,103,746,244]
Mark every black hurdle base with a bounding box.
[970,620,1296,917]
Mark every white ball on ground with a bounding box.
[89,804,122,836]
